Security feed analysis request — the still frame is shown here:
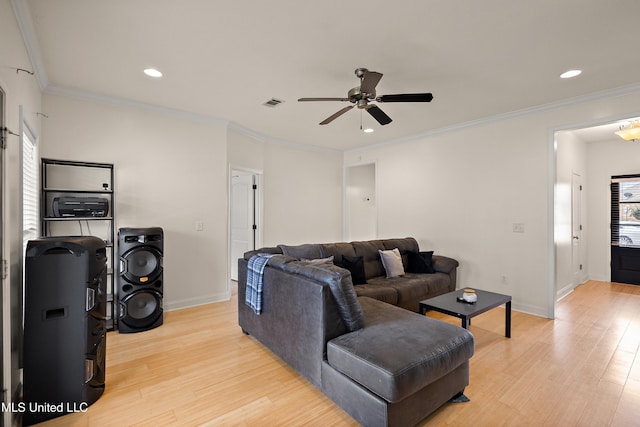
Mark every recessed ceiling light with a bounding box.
[143,68,163,78]
[363,128,374,133]
[560,69,582,79]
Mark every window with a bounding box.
[22,118,38,257]
[611,175,640,246]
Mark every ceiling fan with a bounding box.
[298,68,433,126]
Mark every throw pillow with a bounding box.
[341,255,367,285]
[407,250,435,274]
[378,248,405,278]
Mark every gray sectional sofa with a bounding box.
[237,237,474,427]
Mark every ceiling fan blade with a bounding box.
[377,93,434,103]
[360,71,383,94]
[320,106,354,125]
[298,97,349,102]
[366,105,392,125]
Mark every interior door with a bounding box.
[230,172,255,281]
[571,173,583,285]
[345,163,377,241]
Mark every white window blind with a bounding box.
[22,128,38,255]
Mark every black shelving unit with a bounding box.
[40,158,116,330]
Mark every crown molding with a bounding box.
[346,81,640,154]
[45,84,341,154]
[13,0,640,154]
[11,0,48,90]
[227,122,342,154]
[45,84,230,126]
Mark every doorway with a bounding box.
[229,168,262,282]
[571,173,583,286]
[554,116,640,310]
[345,162,377,241]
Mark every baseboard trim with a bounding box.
[164,292,231,312]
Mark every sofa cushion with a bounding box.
[367,273,451,311]
[407,251,435,274]
[379,248,405,278]
[340,255,367,285]
[278,243,323,260]
[327,297,475,403]
[353,283,398,305]
[382,237,420,253]
[352,240,386,279]
[382,237,420,268]
[320,242,357,264]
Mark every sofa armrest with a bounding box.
[432,255,459,274]
[238,258,347,387]
[433,255,459,292]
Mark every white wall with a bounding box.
[228,127,344,246]
[345,90,640,317]
[586,138,640,281]
[40,93,229,310]
[555,131,588,298]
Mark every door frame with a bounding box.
[343,160,378,242]
[228,166,263,293]
[551,111,640,318]
[0,81,6,425]
[571,172,584,287]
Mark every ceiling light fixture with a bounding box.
[363,128,374,133]
[615,120,640,141]
[560,69,582,79]
[143,68,163,78]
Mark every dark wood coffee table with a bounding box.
[419,289,512,338]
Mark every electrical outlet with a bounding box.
[501,274,507,284]
[512,223,525,233]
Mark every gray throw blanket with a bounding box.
[245,253,276,314]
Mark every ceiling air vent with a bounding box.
[263,98,284,107]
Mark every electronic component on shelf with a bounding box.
[52,196,109,218]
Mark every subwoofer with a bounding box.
[117,227,163,333]
[23,236,107,426]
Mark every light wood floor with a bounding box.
[34,280,640,426]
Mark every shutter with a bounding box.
[611,181,619,245]
[22,129,39,254]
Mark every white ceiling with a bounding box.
[18,0,640,150]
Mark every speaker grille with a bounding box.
[117,227,164,333]
[121,246,162,283]
[120,291,162,328]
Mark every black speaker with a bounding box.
[117,227,163,333]
[23,236,107,426]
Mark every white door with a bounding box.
[345,163,377,241]
[230,173,255,281]
[571,173,583,285]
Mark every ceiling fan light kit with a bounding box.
[615,120,640,141]
[298,68,433,126]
